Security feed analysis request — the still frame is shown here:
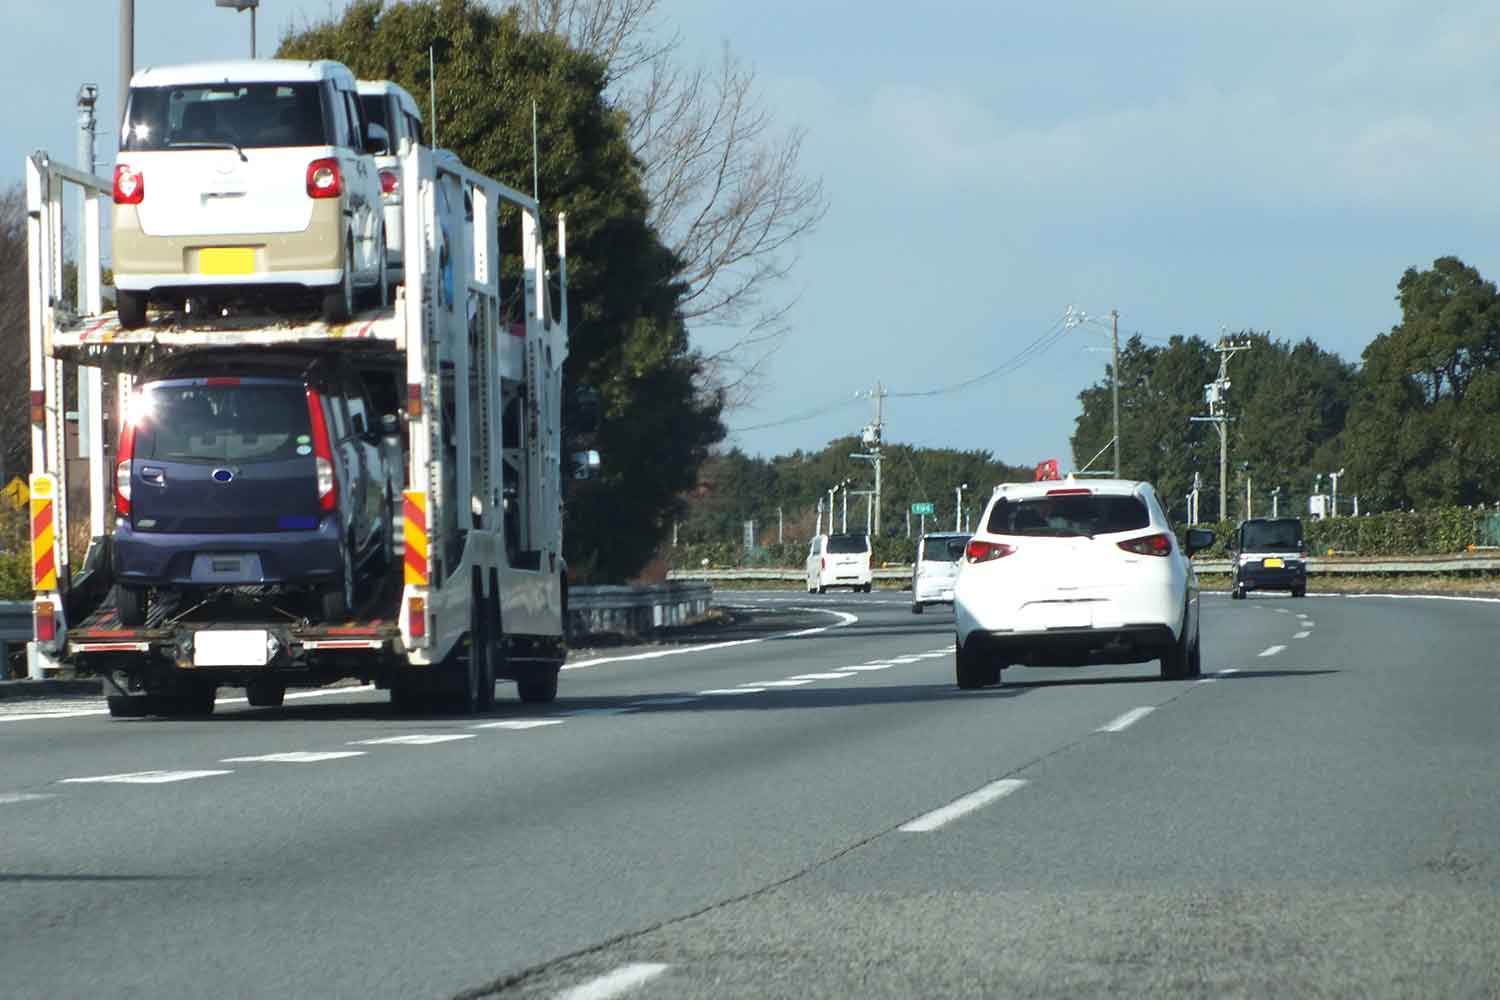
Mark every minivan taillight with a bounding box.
[114,422,135,517]
[306,158,342,199]
[1118,533,1174,557]
[305,388,337,512]
[966,540,1016,564]
[379,169,399,195]
[113,164,144,205]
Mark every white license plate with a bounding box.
[194,629,269,667]
[1024,603,1092,629]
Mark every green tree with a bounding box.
[279,0,722,581]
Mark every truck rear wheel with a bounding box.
[245,679,285,709]
[516,665,559,704]
[106,693,153,718]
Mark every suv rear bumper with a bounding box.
[961,623,1177,666]
[113,519,343,588]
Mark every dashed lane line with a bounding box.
[350,734,475,746]
[557,963,671,1000]
[473,719,567,730]
[1259,645,1286,657]
[60,769,232,785]
[220,751,366,764]
[1294,631,1311,639]
[1197,667,1240,685]
[1097,706,1155,733]
[899,778,1028,833]
[0,792,58,804]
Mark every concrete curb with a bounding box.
[0,678,104,700]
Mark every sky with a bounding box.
[4,1,1499,472]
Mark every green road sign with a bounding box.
[910,502,935,515]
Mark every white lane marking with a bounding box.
[1259,645,1286,657]
[755,679,815,688]
[561,708,634,717]
[787,672,855,681]
[231,684,377,706]
[1302,621,1316,627]
[900,778,1028,833]
[1275,609,1291,614]
[627,696,702,707]
[564,609,858,670]
[0,683,381,726]
[350,734,475,746]
[61,769,232,785]
[1296,613,1309,620]
[890,656,923,663]
[843,664,895,672]
[473,719,567,730]
[1196,667,1240,685]
[557,963,671,1000]
[220,751,366,763]
[0,707,111,723]
[1293,630,1311,639]
[698,687,765,696]
[1097,706,1155,733]
[0,792,57,805]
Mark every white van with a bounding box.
[806,533,873,593]
[357,80,424,285]
[113,59,387,327]
[910,531,970,614]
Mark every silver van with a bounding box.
[911,531,969,613]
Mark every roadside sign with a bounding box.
[910,502,934,515]
[3,476,28,509]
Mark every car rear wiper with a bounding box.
[168,140,249,163]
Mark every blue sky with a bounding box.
[5,1,1499,471]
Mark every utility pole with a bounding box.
[1110,309,1121,477]
[777,506,783,545]
[119,0,134,130]
[955,483,968,532]
[1330,468,1345,518]
[1189,336,1252,522]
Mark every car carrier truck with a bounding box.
[24,145,571,717]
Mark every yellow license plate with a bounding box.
[198,247,255,276]
[1263,557,1284,568]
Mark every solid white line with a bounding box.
[0,683,383,726]
[755,679,814,688]
[0,707,111,723]
[900,778,1027,833]
[0,792,57,804]
[843,664,894,672]
[1259,645,1286,657]
[1293,630,1311,639]
[563,609,858,670]
[627,696,701,707]
[557,963,670,1000]
[472,719,566,730]
[697,687,764,695]
[61,769,232,785]
[220,751,366,763]
[350,734,475,746]
[561,707,634,717]
[787,672,855,681]
[1097,706,1155,733]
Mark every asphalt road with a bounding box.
[1,589,1498,998]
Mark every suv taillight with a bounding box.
[113,164,144,205]
[965,540,1015,564]
[114,421,135,517]
[1118,532,1173,557]
[306,158,343,199]
[379,169,399,195]
[305,388,337,512]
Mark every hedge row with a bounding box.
[667,507,1500,570]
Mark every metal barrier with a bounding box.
[569,582,713,638]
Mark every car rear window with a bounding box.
[921,536,968,562]
[123,83,327,151]
[986,494,1150,537]
[1241,520,1302,550]
[359,94,391,141]
[826,535,869,554]
[133,383,311,464]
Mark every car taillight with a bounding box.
[114,421,135,517]
[35,601,55,642]
[305,388,337,512]
[113,164,144,204]
[1118,532,1174,557]
[965,540,1015,564]
[379,169,399,195]
[820,558,826,571]
[306,157,342,199]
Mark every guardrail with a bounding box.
[669,554,1500,583]
[569,582,714,638]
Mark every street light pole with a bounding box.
[215,0,260,59]
[119,0,134,130]
[1110,309,1120,477]
[955,483,968,532]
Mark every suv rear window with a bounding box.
[123,83,327,151]
[1241,520,1302,550]
[826,535,869,554]
[986,494,1149,537]
[134,382,311,463]
[921,536,968,561]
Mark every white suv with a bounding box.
[806,533,873,593]
[357,79,425,286]
[112,59,387,327]
[952,479,1215,688]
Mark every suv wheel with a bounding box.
[956,639,993,689]
[1160,622,1191,680]
[911,603,924,615]
[117,289,148,329]
[321,238,355,323]
[319,544,355,622]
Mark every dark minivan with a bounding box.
[1230,517,1307,599]
[112,350,397,625]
